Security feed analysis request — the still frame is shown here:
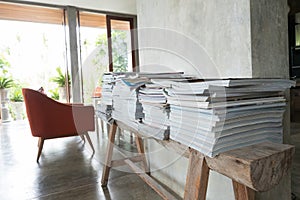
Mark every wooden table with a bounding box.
[101,120,295,200]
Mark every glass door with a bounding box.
[106,16,138,72]
[78,11,108,103]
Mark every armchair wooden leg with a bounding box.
[37,137,44,162]
[85,133,95,153]
[80,135,86,142]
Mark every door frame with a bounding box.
[106,15,139,72]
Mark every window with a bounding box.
[0,2,138,104]
[106,16,136,72]
[295,13,300,47]
[79,12,138,103]
[289,12,300,78]
[0,2,68,100]
[79,11,108,103]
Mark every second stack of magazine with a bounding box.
[163,78,295,157]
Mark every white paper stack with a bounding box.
[112,78,146,129]
[101,73,116,105]
[95,103,113,124]
[109,72,185,133]
[164,78,295,157]
[97,73,121,123]
[138,83,170,140]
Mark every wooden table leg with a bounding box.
[184,149,210,200]
[95,116,99,136]
[100,119,104,134]
[232,180,255,200]
[135,136,150,174]
[101,122,117,186]
[106,124,110,136]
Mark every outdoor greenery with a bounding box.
[49,88,59,100]
[50,67,71,87]
[0,55,14,89]
[0,76,14,89]
[95,30,129,73]
[10,87,23,102]
[81,30,130,103]
[0,55,11,74]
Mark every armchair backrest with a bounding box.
[22,88,95,139]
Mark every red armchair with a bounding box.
[22,88,95,162]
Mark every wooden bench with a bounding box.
[101,121,295,200]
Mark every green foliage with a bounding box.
[49,88,59,100]
[50,67,70,87]
[10,88,23,102]
[95,30,129,73]
[0,55,11,75]
[0,76,14,89]
[0,54,14,89]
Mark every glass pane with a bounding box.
[296,13,300,46]
[111,20,132,72]
[295,12,300,24]
[296,25,300,47]
[0,19,66,97]
[79,12,108,104]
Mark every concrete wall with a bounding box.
[137,0,291,199]
[17,0,136,14]
[137,0,253,78]
[250,0,290,78]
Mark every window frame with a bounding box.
[0,1,139,102]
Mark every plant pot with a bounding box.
[58,86,67,102]
[0,88,11,122]
[58,86,71,102]
[0,88,10,103]
[10,101,24,120]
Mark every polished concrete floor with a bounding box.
[0,120,177,200]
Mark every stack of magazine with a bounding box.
[96,73,120,123]
[135,72,186,139]
[95,103,113,124]
[138,82,170,140]
[99,73,295,157]
[163,78,295,157]
[112,78,145,129]
[110,72,184,130]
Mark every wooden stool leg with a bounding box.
[232,180,255,200]
[184,150,210,200]
[135,136,150,174]
[101,122,117,186]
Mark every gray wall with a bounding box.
[137,0,253,78]
[137,0,291,199]
[250,0,289,78]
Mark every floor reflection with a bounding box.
[0,120,166,200]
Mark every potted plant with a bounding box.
[49,88,60,100]
[0,76,14,101]
[0,76,14,122]
[9,87,24,120]
[50,67,70,102]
